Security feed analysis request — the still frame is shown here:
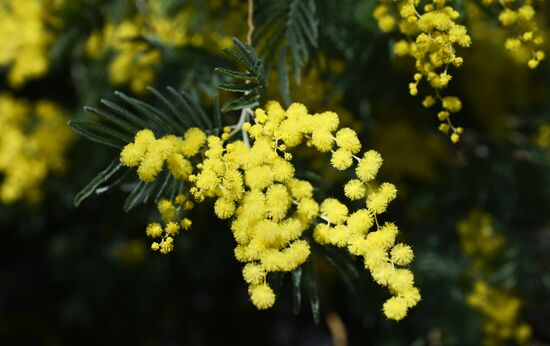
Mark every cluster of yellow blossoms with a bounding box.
[0,0,61,87]
[534,123,550,148]
[0,95,73,204]
[374,0,471,142]
[86,18,160,95]
[457,210,505,270]
[85,1,242,94]
[119,101,420,320]
[468,282,532,345]
[483,0,545,69]
[458,211,532,345]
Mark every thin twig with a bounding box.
[247,0,255,45]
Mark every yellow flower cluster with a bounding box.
[483,0,545,69]
[318,147,420,321]
[85,1,238,94]
[147,197,194,255]
[374,0,471,142]
[457,211,505,269]
[0,0,60,87]
[119,101,420,320]
[86,18,162,94]
[0,95,73,203]
[468,281,532,345]
[120,128,204,182]
[533,123,550,148]
[457,211,531,345]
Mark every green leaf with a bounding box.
[291,267,303,314]
[214,67,255,81]
[233,38,259,68]
[147,87,188,134]
[166,87,213,129]
[124,181,153,212]
[221,92,261,113]
[74,160,123,207]
[278,47,292,106]
[165,87,204,128]
[218,82,256,93]
[114,91,174,135]
[315,244,359,292]
[268,272,285,294]
[83,105,138,135]
[154,173,173,203]
[212,95,222,135]
[217,38,266,112]
[76,87,212,213]
[181,91,213,129]
[222,47,255,71]
[254,0,319,85]
[304,259,320,324]
[97,100,150,130]
[69,119,130,148]
[123,175,169,212]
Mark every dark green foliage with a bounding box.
[304,259,320,324]
[253,0,319,86]
[216,38,267,112]
[74,160,123,207]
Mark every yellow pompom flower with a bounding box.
[347,209,374,234]
[356,150,383,182]
[181,128,207,156]
[380,182,397,201]
[297,198,320,220]
[400,287,422,308]
[383,296,409,321]
[499,9,517,26]
[146,223,163,238]
[335,128,361,153]
[344,179,366,200]
[321,198,349,224]
[181,218,193,230]
[159,237,174,254]
[214,198,236,219]
[120,143,147,167]
[167,154,193,180]
[331,148,353,170]
[442,96,462,113]
[388,269,415,293]
[249,284,276,309]
[367,192,389,214]
[158,199,176,222]
[242,263,266,285]
[311,130,334,152]
[135,129,156,147]
[165,222,180,236]
[266,184,291,220]
[287,179,314,199]
[313,223,331,245]
[393,40,410,56]
[391,243,414,265]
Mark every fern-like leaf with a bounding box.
[215,38,266,112]
[72,87,216,210]
[253,0,319,96]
